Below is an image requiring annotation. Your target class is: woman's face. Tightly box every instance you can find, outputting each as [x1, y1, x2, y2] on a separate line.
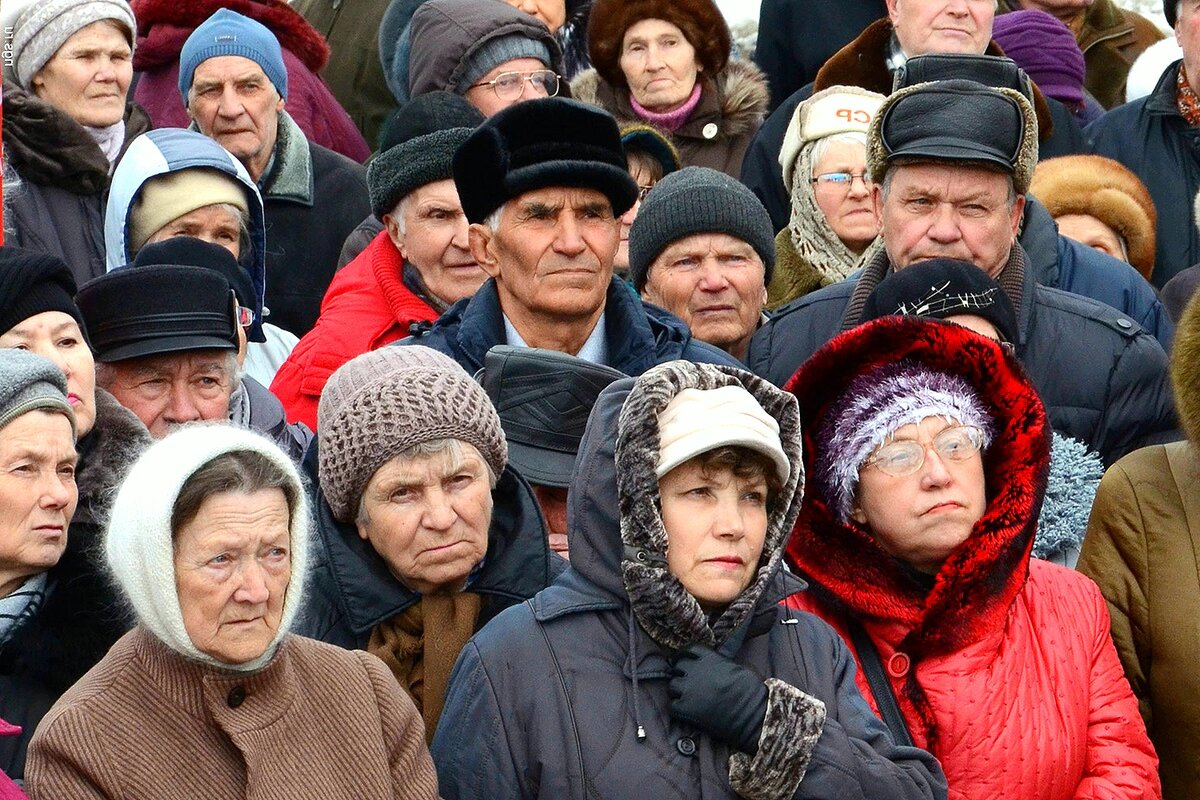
[31, 21, 132, 129]
[355, 443, 494, 595]
[0, 411, 78, 598]
[1053, 213, 1128, 265]
[147, 204, 244, 260]
[811, 139, 879, 254]
[502, 0, 566, 30]
[851, 416, 986, 574]
[659, 457, 768, 611]
[1, 312, 98, 438]
[619, 19, 700, 113]
[615, 163, 656, 273]
[173, 489, 291, 665]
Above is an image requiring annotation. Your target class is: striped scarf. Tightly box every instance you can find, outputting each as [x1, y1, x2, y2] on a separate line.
[0, 573, 48, 646]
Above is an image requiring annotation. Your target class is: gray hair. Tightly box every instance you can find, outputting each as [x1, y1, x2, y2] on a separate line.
[387, 195, 413, 238]
[809, 132, 869, 179]
[483, 207, 504, 233]
[355, 438, 498, 525]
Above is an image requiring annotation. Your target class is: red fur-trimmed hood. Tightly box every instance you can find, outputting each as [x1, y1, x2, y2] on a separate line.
[784, 317, 1050, 660]
[131, 0, 329, 72]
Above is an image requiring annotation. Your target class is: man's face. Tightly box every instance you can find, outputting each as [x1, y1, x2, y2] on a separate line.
[187, 56, 284, 181]
[641, 233, 766, 362]
[886, 0, 995, 56]
[386, 179, 485, 305]
[1179, 0, 1200, 88]
[470, 187, 619, 325]
[100, 349, 237, 438]
[876, 162, 1024, 278]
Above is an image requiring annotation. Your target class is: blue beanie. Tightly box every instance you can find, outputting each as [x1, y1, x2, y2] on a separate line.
[178, 9, 288, 102]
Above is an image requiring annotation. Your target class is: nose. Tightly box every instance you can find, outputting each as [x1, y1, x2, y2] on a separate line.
[40, 472, 76, 511]
[644, 45, 665, 71]
[451, 216, 471, 251]
[421, 488, 458, 532]
[712, 495, 747, 540]
[846, 175, 871, 199]
[217, 84, 245, 117]
[944, 0, 969, 14]
[696, 259, 731, 292]
[925, 203, 963, 244]
[919, 447, 954, 488]
[620, 199, 641, 227]
[552, 214, 587, 257]
[163, 382, 205, 425]
[234, 561, 271, 605]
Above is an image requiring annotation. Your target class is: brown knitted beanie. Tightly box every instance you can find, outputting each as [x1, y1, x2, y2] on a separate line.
[317, 346, 508, 522]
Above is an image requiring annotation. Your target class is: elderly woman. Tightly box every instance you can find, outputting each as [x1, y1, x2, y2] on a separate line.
[1078, 293, 1200, 800]
[784, 315, 1161, 799]
[298, 346, 562, 740]
[431, 359, 947, 798]
[0, 350, 81, 782]
[25, 425, 439, 798]
[769, 86, 885, 310]
[0, 250, 150, 782]
[572, 0, 768, 177]
[614, 123, 680, 278]
[1, 0, 151, 285]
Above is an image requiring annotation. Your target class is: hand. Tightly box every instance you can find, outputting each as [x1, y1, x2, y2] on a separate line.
[668, 643, 768, 754]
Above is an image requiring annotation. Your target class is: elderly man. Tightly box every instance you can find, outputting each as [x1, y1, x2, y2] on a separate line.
[75, 240, 311, 459]
[180, 9, 370, 336]
[748, 79, 1176, 468]
[1087, 1, 1200, 287]
[628, 167, 774, 363]
[271, 93, 486, 429]
[742, 0, 1084, 232]
[406, 98, 738, 374]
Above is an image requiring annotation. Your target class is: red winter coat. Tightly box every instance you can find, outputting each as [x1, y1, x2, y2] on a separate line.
[270, 231, 435, 429]
[131, 0, 370, 164]
[782, 317, 1160, 800]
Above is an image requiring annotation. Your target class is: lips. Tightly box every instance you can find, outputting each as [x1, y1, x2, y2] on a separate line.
[66, 392, 82, 406]
[922, 501, 964, 515]
[704, 555, 745, 567]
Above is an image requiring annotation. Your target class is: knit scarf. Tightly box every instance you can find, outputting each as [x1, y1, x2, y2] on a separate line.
[0, 573, 47, 646]
[368, 592, 481, 743]
[85, 120, 127, 173]
[1178, 64, 1200, 126]
[629, 84, 702, 133]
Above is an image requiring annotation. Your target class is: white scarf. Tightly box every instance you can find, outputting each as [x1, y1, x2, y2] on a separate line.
[85, 120, 126, 173]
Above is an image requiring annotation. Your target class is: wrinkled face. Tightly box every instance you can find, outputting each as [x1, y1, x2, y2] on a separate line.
[1, 312, 97, 438]
[886, 0, 994, 57]
[1054, 213, 1128, 265]
[619, 19, 701, 113]
[464, 57, 554, 117]
[502, 0, 567, 31]
[616, 164, 657, 273]
[174, 489, 291, 665]
[851, 416, 987, 574]
[146, 204, 244, 260]
[877, 162, 1024, 278]
[660, 458, 768, 611]
[531, 483, 569, 559]
[0, 412, 77, 597]
[1180, 0, 1200, 87]
[100, 349, 237, 438]
[187, 56, 285, 181]
[31, 21, 132, 128]
[1018, 0, 1093, 19]
[387, 179, 484, 305]
[811, 140, 879, 253]
[641, 233, 766, 361]
[471, 187, 618, 325]
[356, 444, 494, 595]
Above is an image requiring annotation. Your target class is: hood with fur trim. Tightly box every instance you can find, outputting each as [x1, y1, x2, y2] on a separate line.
[1172, 289, 1200, 446]
[568, 361, 804, 651]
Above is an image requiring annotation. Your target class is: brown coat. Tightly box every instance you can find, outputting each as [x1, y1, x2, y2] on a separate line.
[25, 628, 439, 800]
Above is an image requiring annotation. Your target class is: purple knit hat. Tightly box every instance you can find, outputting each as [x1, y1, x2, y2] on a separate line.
[815, 360, 994, 522]
[992, 9, 1086, 107]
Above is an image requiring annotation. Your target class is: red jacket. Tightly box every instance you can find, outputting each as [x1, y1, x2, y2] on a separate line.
[270, 231, 435, 429]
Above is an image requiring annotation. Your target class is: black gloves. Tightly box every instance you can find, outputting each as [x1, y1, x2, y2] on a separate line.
[668, 643, 769, 755]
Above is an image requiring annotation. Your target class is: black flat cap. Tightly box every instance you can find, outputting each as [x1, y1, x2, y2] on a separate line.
[453, 97, 638, 224]
[133, 237, 258, 333]
[76, 265, 239, 363]
[480, 345, 626, 487]
[862, 258, 1019, 344]
[893, 53, 1034, 103]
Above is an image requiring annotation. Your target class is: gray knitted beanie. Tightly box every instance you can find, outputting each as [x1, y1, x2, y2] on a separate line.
[5, 0, 135, 89]
[458, 33, 552, 94]
[317, 346, 508, 522]
[628, 166, 776, 293]
[0, 349, 75, 434]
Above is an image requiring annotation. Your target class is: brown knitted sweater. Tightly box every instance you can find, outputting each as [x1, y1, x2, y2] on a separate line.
[25, 627, 439, 799]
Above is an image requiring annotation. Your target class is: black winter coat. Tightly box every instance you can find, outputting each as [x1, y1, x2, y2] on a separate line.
[1087, 61, 1200, 287]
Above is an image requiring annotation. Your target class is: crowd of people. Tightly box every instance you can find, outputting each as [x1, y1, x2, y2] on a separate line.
[0, 0, 1196, 797]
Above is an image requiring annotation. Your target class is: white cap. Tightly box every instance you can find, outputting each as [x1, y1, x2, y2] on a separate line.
[779, 86, 885, 193]
[655, 386, 790, 484]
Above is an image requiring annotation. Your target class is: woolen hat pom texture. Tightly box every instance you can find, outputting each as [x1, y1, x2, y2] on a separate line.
[105, 425, 310, 673]
[0, 348, 75, 435]
[4, 0, 135, 88]
[587, 0, 730, 88]
[317, 346, 508, 522]
[179, 9, 288, 101]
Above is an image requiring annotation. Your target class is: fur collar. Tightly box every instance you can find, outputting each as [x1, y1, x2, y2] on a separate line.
[74, 389, 152, 533]
[260, 111, 314, 204]
[1173, 286, 1200, 445]
[570, 58, 769, 141]
[131, 0, 329, 72]
[814, 18, 1056, 143]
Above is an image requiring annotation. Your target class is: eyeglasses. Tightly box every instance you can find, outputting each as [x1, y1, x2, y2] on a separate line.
[235, 304, 255, 329]
[863, 425, 984, 477]
[812, 171, 872, 189]
[469, 69, 561, 101]
[636, 184, 654, 203]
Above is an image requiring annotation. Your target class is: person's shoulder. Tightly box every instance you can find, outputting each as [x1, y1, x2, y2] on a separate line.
[1025, 557, 1109, 619]
[33, 631, 142, 732]
[1033, 283, 1155, 341]
[309, 142, 367, 181]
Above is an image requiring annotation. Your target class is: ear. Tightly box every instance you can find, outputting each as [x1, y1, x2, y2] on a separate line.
[469, 223, 502, 279]
[275, 93, 286, 113]
[383, 212, 406, 257]
[354, 518, 370, 542]
[1009, 193, 1026, 240]
[850, 504, 868, 525]
[885, 0, 902, 22]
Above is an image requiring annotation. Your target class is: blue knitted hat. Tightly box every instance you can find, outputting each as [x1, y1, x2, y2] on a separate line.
[178, 9, 288, 102]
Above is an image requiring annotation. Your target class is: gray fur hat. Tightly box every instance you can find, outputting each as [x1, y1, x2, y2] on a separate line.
[0, 348, 75, 435]
[628, 167, 776, 293]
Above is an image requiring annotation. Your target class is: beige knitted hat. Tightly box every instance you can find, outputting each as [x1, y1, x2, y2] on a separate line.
[317, 346, 508, 522]
[128, 169, 251, 255]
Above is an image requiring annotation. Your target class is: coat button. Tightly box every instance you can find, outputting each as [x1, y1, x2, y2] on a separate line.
[227, 686, 247, 708]
[702, 123, 719, 139]
[677, 737, 697, 756]
[887, 652, 910, 678]
[1116, 318, 1133, 330]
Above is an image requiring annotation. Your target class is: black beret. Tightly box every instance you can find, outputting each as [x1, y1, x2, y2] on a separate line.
[452, 97, 638, 224]
[0, 246, 83, 336]
[1166, 0, 1178, 28]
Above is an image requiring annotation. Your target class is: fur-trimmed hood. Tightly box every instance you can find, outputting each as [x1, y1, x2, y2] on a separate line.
[131, 0, 329, 73]
[1172, 287, 1200, 446]
[569, 361, 804, 651]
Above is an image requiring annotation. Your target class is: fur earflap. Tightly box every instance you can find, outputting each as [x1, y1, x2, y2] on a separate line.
[587, 0, 730, 89]
[1172, 290, 1200, 446]
[1030, 155, 1157, 281]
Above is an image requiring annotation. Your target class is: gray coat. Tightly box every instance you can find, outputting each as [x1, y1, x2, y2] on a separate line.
[430, 363, 947, 800]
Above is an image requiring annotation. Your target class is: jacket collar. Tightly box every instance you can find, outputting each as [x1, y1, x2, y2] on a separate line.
[1146, 60, 1185, 116]
[260, 111, 314, 204]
